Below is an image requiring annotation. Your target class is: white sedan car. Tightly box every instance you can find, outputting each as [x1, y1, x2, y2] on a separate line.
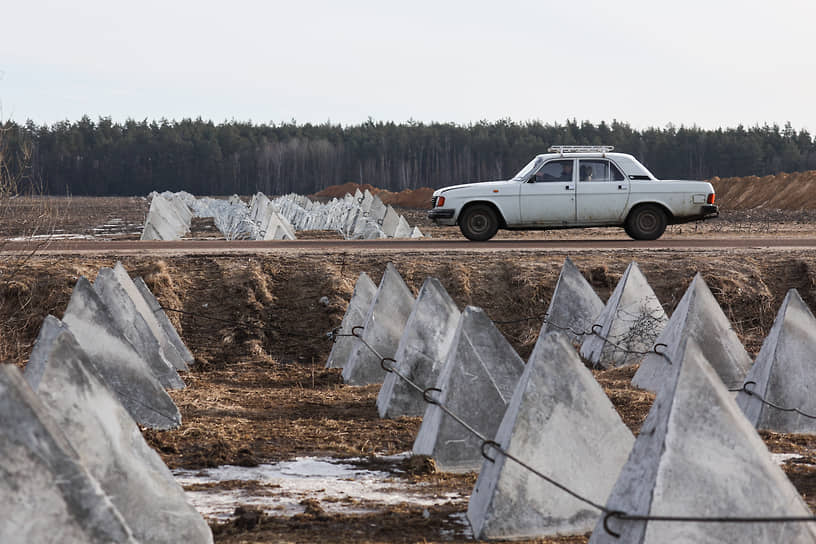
[428, 146, 718, 241]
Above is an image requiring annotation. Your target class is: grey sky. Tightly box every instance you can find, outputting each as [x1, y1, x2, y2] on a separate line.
[2, 0, 814, 132]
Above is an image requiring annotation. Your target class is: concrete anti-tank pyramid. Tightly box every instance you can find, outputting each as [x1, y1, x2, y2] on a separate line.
[342, 263, 415, 384]
[413, 306, 525, 472]
[541, 257, 604, 345]
[115, 262, 189, 371]
[381, 205, 400, 237]
[377, 277, 461, 418]
[94, 265, 186, 389]
[368, 194, 387, 222]
[134, 276, 195, 367]
[633, 273, 752, 392]
[468, 332, 634, 539]
[360, 189, 374, 213]
[393, 215, 413, 238]
[0, 364, 137, 543]
[25, 317, 213, 544]
[326, 272, 378, 369]
[62, 276, 182, 429]
[589, 336, 816, 543]
[141, 193, 190, 241]
[580, 261, 667, 368]
[738, 289, 816, 433]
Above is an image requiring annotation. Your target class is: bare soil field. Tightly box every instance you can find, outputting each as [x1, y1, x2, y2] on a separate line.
[3, 246, 816, 543]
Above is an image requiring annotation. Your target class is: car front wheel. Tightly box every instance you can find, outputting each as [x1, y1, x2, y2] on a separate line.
[625, 204, 667, 240]
[459, 204, 499, 241]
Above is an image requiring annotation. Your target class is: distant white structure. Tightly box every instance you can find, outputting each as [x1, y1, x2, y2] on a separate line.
[141, 189, 424, 241]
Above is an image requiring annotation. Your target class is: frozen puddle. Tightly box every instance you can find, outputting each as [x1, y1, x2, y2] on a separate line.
[173, 455, 466, 521]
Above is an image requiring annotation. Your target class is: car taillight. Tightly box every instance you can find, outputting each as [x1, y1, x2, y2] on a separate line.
[707, 193, 716, 205]
[436, 196, 446, 207]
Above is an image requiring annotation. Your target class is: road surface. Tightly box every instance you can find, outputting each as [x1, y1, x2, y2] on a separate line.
[3, 237, 816, 255]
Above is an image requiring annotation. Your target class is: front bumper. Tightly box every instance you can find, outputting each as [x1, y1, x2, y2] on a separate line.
[428, 208, 456, 225]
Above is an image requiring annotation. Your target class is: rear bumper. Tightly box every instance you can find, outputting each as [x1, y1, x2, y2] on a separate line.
[428, 208, 456, 225]
[672, 204, 719, 225]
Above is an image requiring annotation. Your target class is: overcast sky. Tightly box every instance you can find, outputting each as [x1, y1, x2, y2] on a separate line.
[2, 0, 814, 132]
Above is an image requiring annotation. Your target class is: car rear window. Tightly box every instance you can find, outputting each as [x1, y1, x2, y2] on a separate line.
[578, 160, 625, 181]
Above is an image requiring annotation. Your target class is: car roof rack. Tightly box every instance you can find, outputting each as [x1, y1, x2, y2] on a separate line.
[548, 145, 614, 155]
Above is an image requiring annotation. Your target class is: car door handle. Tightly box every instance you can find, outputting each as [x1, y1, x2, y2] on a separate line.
[618, 185, 626, 190]
[565, 185, 574, 190]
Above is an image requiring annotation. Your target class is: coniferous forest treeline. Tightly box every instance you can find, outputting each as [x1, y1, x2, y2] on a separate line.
[3, 117, 815, 196]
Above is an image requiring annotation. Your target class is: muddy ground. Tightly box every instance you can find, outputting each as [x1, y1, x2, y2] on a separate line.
[2, 245, 816, 543]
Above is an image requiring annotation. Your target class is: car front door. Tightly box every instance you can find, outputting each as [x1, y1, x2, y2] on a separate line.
[518, 159, 577, 225]
[575, 159, 630, 224]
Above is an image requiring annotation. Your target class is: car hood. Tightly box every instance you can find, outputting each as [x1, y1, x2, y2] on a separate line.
[435, 180, 515, 195]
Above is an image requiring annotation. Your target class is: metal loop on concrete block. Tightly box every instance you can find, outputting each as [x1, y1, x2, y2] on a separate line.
[742, 380, 757, 396]
[653, 343, 668, 356]
[328, 328, 340, 343]
[351, 326, 365, 338]
[480, 440, 500, 463]
[422, 387, 442, 405]
[602, 510, 625, 538]
[380, 357, 396, 373]
[591, 323, 603, 335]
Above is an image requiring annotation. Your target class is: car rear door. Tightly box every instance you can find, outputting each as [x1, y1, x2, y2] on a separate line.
[575, 159, 630, 224]
[518, 159, 577, 225]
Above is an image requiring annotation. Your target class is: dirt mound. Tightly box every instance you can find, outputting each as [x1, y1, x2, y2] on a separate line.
[311, 183, 434, 209]
[711, 170, 816, 210]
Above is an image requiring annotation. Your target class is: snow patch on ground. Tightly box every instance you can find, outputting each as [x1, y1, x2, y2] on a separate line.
[9, 233, 97, 241]
[772, 452, 807, 465]
[173, 455, 465, 521]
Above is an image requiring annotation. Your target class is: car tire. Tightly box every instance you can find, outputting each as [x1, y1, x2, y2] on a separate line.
[459, 204, 499, 241]
[625, 204, 667, 240]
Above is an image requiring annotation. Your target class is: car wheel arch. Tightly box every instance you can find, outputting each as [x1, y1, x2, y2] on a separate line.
[625, 201, 674, 224]
[458, 201, 507, 228]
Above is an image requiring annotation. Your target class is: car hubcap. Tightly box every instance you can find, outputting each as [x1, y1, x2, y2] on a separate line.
[470, 215, 488, 233]
[638, 212, 657, 232]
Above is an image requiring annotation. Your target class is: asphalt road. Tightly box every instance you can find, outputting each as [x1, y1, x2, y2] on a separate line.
[3, 237, 816, 255]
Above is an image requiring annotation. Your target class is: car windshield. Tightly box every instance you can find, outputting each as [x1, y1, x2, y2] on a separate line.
[512, 156, 544, 181]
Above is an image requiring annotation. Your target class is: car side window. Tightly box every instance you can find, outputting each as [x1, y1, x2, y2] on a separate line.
[531, 160, 573, 182]
[578, 160, 625, 181]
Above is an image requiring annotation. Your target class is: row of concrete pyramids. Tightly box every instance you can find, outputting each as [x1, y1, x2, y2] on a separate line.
[543, 257, 816, 434]
[331, 259, 816, 434]
[142, 191, 297, 241]
[327, 262, 816, 540]
[273, 188, 424, 239]
[1, 263, 212, 542]
[142, 188, 424, 241]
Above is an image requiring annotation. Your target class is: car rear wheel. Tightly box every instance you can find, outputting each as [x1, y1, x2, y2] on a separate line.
[625, 204, 667, 240]
[459, 204, 499, 241]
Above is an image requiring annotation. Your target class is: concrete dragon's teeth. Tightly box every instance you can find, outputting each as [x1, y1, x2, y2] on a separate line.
[737, 288, 816, 433]
[377, 277, 461, 418]
[412, 306, 525, 473]
[468, 331, 634, 539]
[342, 263, 415, 385]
